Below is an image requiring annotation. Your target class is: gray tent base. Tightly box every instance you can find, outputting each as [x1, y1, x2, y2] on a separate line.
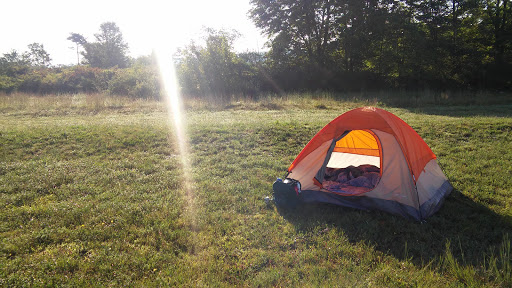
[299, 180, 452, 221]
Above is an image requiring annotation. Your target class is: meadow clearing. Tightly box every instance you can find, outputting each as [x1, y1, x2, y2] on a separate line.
[1, 94, 511, 287]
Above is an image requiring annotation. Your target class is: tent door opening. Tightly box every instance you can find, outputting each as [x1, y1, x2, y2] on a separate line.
[317, 129, 383, 195]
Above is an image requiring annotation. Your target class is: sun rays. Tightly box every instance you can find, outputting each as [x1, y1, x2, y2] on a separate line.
[155, 48, 198, 250]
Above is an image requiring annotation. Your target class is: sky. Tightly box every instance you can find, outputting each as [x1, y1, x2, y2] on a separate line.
[1, 0, 268, 65]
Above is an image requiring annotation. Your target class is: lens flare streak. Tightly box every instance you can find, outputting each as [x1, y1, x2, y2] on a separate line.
[155, 49, 197, 246]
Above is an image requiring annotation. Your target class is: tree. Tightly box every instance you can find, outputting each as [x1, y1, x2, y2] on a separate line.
[24, 43, 52, 67]
[0, 50, 27, 65]
[67, 33, 87, 65]
[176, 28, 250, 98]
[82, 22, 130, 68]
[0, 50, 30, 79]
[484, 0, 512, 67]
[250, 0, 338, 66]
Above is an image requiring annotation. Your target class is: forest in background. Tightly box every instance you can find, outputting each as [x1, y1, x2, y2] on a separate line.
[1, 0, 511, 100]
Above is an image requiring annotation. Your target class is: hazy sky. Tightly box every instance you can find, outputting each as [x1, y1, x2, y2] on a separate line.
[1, 0, 267, 65]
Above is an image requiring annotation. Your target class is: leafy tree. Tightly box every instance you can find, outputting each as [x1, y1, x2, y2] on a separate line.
[24, 43, 52, 67]
[237, 51, 270, 95]
[0, 50, 28, 66]
[250, 0, 338, 66]
[0, 50, 31, 77]
[67, 33, 87, 65]
[0, 45, 50, 93]
[82, 22, 130, 68]
[484, 0, 512, 67]
[176, 28, 244, 98]
[0, 50, 28, 92]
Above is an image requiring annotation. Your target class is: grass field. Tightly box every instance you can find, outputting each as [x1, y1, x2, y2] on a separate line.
[1, 94, 511, 287]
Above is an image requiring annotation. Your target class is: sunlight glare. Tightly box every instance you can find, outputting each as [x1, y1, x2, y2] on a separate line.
[155, 47, 198, 245]
[156, 49, 185, 149]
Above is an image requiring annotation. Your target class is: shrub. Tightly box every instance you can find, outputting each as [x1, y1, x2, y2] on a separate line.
[0, 75, 20, 93]
[56, 66, 103, 93]
[107, 66, 160, 99]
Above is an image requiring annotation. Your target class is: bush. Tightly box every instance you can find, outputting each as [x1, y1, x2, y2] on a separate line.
[57, 66, 104, 93]
[0, 75, 20, 93]
[107, 66, 160, 99]
[18, 69, 58, 94]
[0, 64, 161, 98]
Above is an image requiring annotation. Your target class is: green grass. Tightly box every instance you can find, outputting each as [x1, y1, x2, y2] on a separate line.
[1, 94, 511, 287]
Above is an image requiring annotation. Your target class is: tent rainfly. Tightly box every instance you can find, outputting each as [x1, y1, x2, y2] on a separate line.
[273, 107, 453, 220]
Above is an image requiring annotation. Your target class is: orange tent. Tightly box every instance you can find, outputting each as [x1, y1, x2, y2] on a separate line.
[274, 107, 452, 220]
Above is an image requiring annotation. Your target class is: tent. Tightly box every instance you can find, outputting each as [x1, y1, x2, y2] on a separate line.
[273, 107, 452, 220]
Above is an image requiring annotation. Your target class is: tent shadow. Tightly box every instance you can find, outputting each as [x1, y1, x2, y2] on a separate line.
[276, 189, 511, 267]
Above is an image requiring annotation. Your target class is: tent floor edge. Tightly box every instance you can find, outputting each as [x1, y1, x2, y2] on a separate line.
[419, 181, 454, 220]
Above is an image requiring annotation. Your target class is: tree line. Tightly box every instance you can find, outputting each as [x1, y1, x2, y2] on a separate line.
[1, 1, 511, 99]
[0, 22, 158, 98]
[247, 0, 511, 92]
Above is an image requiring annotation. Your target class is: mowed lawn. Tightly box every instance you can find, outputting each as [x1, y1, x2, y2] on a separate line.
[1, 95, 511, 287]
